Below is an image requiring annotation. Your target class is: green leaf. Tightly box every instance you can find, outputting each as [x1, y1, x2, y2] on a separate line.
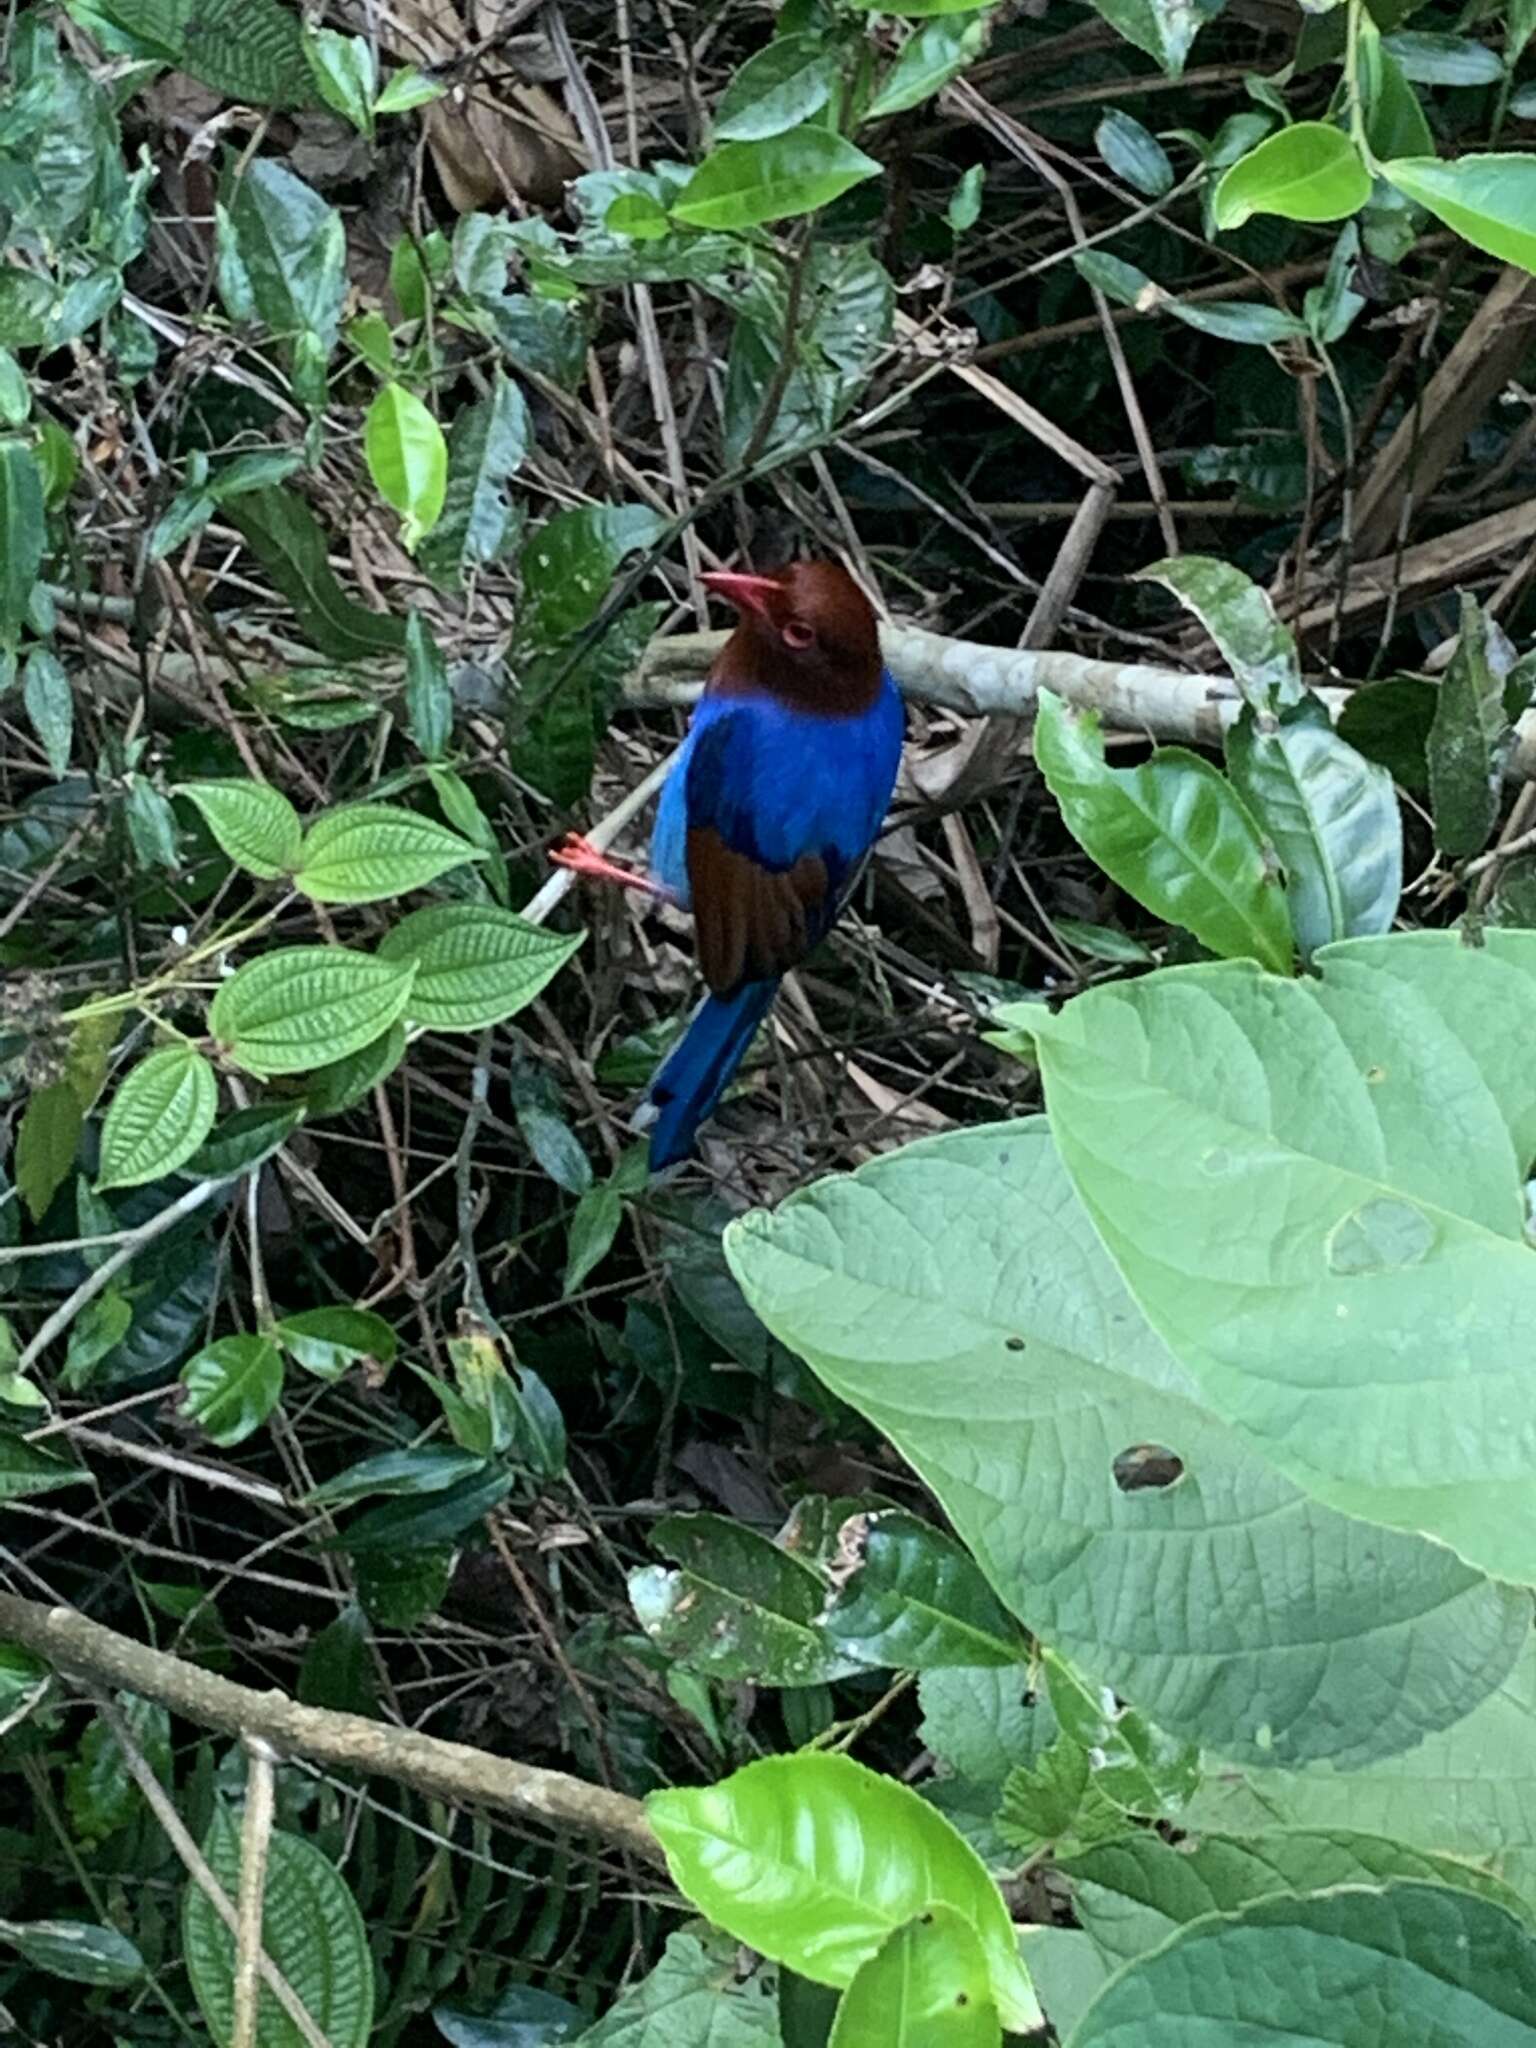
[96, 1044, 218, 1191]
[211, 946, 418, 1077]
[866, 13, 989, 118]
[1082, 0, 1223, 78]
[1225, 705, 1402, 958]
[326, 1465, 512, 1553]
[306, 1444, 488, 1508]
[843, 0, 991, 9]
[1428, 594, 1510, 857]
[715, 33, 838, 141]
[564, 1181, 624, 1296]
[1095, 109, 1174, 196]
[21, 648, 72, 778]
[1053, 917, 1155, 964]
[402, 614, 453, 761]
[418, 370, 530, 590]
[180, 1335, 284, 1446]
[1063, 1826, 1536, 1970]
[275, 1306, 396, 1381]
[302, 1022, 407, 1115]
[66, 1693, 169, 1843]
[379, 903, 582, 1029]
[1215, 123, 1372, 229]
[375, 63, 444, 114]
[1305, 221, 1366, 345]
[821, 1511, 1023, 1670]
[519, 503, 666, 649]
[0, 1919, 144, 1989]
[948, 163, 985, 232]
[295, 802, 482, 904]
[179, 1106, 299, 1186]
[225, 489, 406, 659]
[1138, 555, 1302, 713]
[364, 383, 447, 550]
[16, 1082, 84, 1223]
[1025, 931, 1536, 1584]
[1382, 153, 1536, 273]
[605, 190, 672, 239]
[223, 158, 345, 348]
[176, 778, 303, 879]
[570, 1930, 780, 2047]
[0, 439, 45, 644]
[1034, 691, 1294, 971]
[1066, 1883, 1536, 2048]
[672, 127, 881, 231]
[726, 1121, 1527, 1766]
[1166, 299, 1307, 343]
[125, 775, 182, 870]
[184, 1805, 373, 2048]
[0, 349, 29, 426]
[630, 1513, 867, 1685]
[1335, 673, 1436, 791]
[829, 1906, 1000, 2046]
[297, 1602, 378, 1717]
[304, 26, 374, 131]
[1382, 31, 1503, 84]
[0, 1431, 89, 1498]
[1365, 49, 1434, 161]
[647, 1753, 1042, 2033]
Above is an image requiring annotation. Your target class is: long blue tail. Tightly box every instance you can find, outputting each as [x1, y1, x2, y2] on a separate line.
[646, 979, 779, 1171]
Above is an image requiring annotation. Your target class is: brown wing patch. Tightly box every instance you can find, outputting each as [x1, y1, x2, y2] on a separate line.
[687, 827, 830, 995]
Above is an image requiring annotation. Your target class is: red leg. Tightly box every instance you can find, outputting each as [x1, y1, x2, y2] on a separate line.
[550, 834, 678, 905]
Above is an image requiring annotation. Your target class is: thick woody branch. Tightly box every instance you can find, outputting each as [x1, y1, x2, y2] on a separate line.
[0, 1593, 661, 1866]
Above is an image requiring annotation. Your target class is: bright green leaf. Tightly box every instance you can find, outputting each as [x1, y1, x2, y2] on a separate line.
[829, 1906, 1000, 2046]
[1214, 123, 1372, 229]
[672, 127, 881, 231]
[364, 383, 447, 549]
[1382, 154, 1536, 273]
[379, 902, 581, 1030]
[179, 1335, 284, 1447]
[211, 946, 418, 1077]
[275, 1306, 397, 1381]
[177, 779, 304, 880]
[866, 12, 989, 119]
[97, 1044, 218, 1191]
[715, 33, 838, 141]
[295, 802, 482, 904]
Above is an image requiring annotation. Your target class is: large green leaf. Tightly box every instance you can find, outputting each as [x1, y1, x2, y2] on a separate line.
[379, 904, 582, 1030]
[1383, 154, 1536, 273]
[211, 946, 418, 1076]
[1034, 691, 1294, 971]
[672, 128, 881, 231]
[829, 1906, 1000, 2047]
[96, 1044, 218, 1191]
[1225, 704, 1402, 958]
[177, 780, 303, 880]
[647, 1753, 1042, 2033]
[1065, 1883, 1536, 2048]
[418, 370, 530, 590]
[294, 804, 482, 903]
[725, 1120, 1526, 1764]
[1214, 124, 1372, 229]
[183, 1805, 374, 2048]
[714, 33, 839, 141]
[1020, 931, 1536, 1584]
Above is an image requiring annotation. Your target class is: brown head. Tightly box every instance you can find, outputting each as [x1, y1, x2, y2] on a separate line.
[704, 559, 883, 715]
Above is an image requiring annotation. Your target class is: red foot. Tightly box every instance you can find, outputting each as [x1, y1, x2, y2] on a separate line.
[550, 834, 676, 904]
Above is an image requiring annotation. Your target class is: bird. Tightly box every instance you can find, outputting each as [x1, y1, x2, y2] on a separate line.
[551, 559, 905, 1170]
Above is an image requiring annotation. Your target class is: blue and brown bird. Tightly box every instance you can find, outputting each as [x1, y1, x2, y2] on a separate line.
[552, 559, 905, 1169]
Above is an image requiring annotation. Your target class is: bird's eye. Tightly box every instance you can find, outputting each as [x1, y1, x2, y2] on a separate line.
[783, 618, 815, 651]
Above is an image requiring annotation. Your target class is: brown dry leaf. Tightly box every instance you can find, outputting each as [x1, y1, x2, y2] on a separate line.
[383, 0, 584, 210]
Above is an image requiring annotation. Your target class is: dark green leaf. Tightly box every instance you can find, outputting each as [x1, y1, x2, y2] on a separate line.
[1138, 555, 1301, 712]
[1096, 109, 1174, 195]
[822, 1511, 1023, 1669]
[0, 438, 45, 644]
[179, 1335, 284, 1446]
[1335, 674, 1436, 790]
[1382, 31, 1503, 84]
[307, 1445, 490, 1508]
[223, 159, 345, 348]
[714, 34, 838, 142]
[327, 1467, 513, 1553]
[1428, 594, 1510, 857]
[275, 1306, 397, 1380]
[419, 370, 531, 591]
[186, 1102, 305, 1180]
[225, 490, 406, 659]
[0, 1919, 143, 1989]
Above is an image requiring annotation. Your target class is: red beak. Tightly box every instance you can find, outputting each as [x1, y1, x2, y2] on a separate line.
[700, 570, 782, 622]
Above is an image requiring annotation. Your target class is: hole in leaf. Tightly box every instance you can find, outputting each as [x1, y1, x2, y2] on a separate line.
[1112, 1444, 1185, 1492]
[1005, 1335, 1025, 1352]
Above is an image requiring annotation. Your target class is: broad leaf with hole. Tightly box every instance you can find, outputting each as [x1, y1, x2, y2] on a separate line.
[1064, 1882, 1536, 2048]
[647, 1753, 1042, 2032]
[295, 804, 482, 903]
[179, 1335, 284, 1447]
[379, 904, 582, 1030]
[97, 1044, 218, 1191]
[184, 1804, 373, 2048]
[725, 1120, 1526, 1764]
[829, 1905, 1000, 2047]
[1225, 703, 1401, 957]
[1034, 691, 1293, 971]
[1215, 124, 1371, 228]
[177, 780, 303, 879]
[211, 946, 417, 1076]
[672, 128, 881, 231]
[1383, 154, 1536, 273]
[821, 1511, 1024, 1670]
[1138, 556, 1301, 713]
[1022, 931, 1536, 1583]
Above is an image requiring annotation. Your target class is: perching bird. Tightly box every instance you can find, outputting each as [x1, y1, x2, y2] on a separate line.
[551, 560, 904, 1169]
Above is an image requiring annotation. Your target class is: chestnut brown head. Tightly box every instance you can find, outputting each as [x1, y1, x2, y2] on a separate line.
[704, 560, 883, 713]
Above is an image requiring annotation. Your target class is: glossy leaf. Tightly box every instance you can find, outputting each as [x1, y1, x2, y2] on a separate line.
[1023, 932, 1536, 1584]
[672, 128, 881, 231]
[184, 1804, 374, 2048]
[1096, 110, 1173, 196]
[829, 1906, 1000, 2047]
[326, 1466, 512, 1553]
[223, 159, 345, 348]
[1214, 124, 1371, 229]
[647, 1753, 1042, 2033]
[179, 1335, 284, 1447]
[0, 1918, 142, 1988]
[821, 1511, 1023, 1669]
[1065, 1883, 1536, 2048]
[0, 438, 45, 644]
[727, 1121, 1526, 1765]
[306, 1444, 488, 1508]
[365, 383, 447, 549]
[1428, 594, 1510, 857]
[97, 1044, 218, 1191]
[1034, 691, 1294, 971]
[211, 946, 418, 1077]
[295, 803, 482, 903]
[866, 13, 990, 118]
[177, 779, 303, 880]
[0, 1433, 89, 1498]
[1138, 555, 1301, 712]
[186, 1103, 305, 1181]
[1382, 154, 1536, 273]
[275, 1306, 396, 1380]
[714, 34, 838, 141]
[1225, 705, 1402, 958]
[1382, 31, 1503, 84]
[380, 904, 582, 1030]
